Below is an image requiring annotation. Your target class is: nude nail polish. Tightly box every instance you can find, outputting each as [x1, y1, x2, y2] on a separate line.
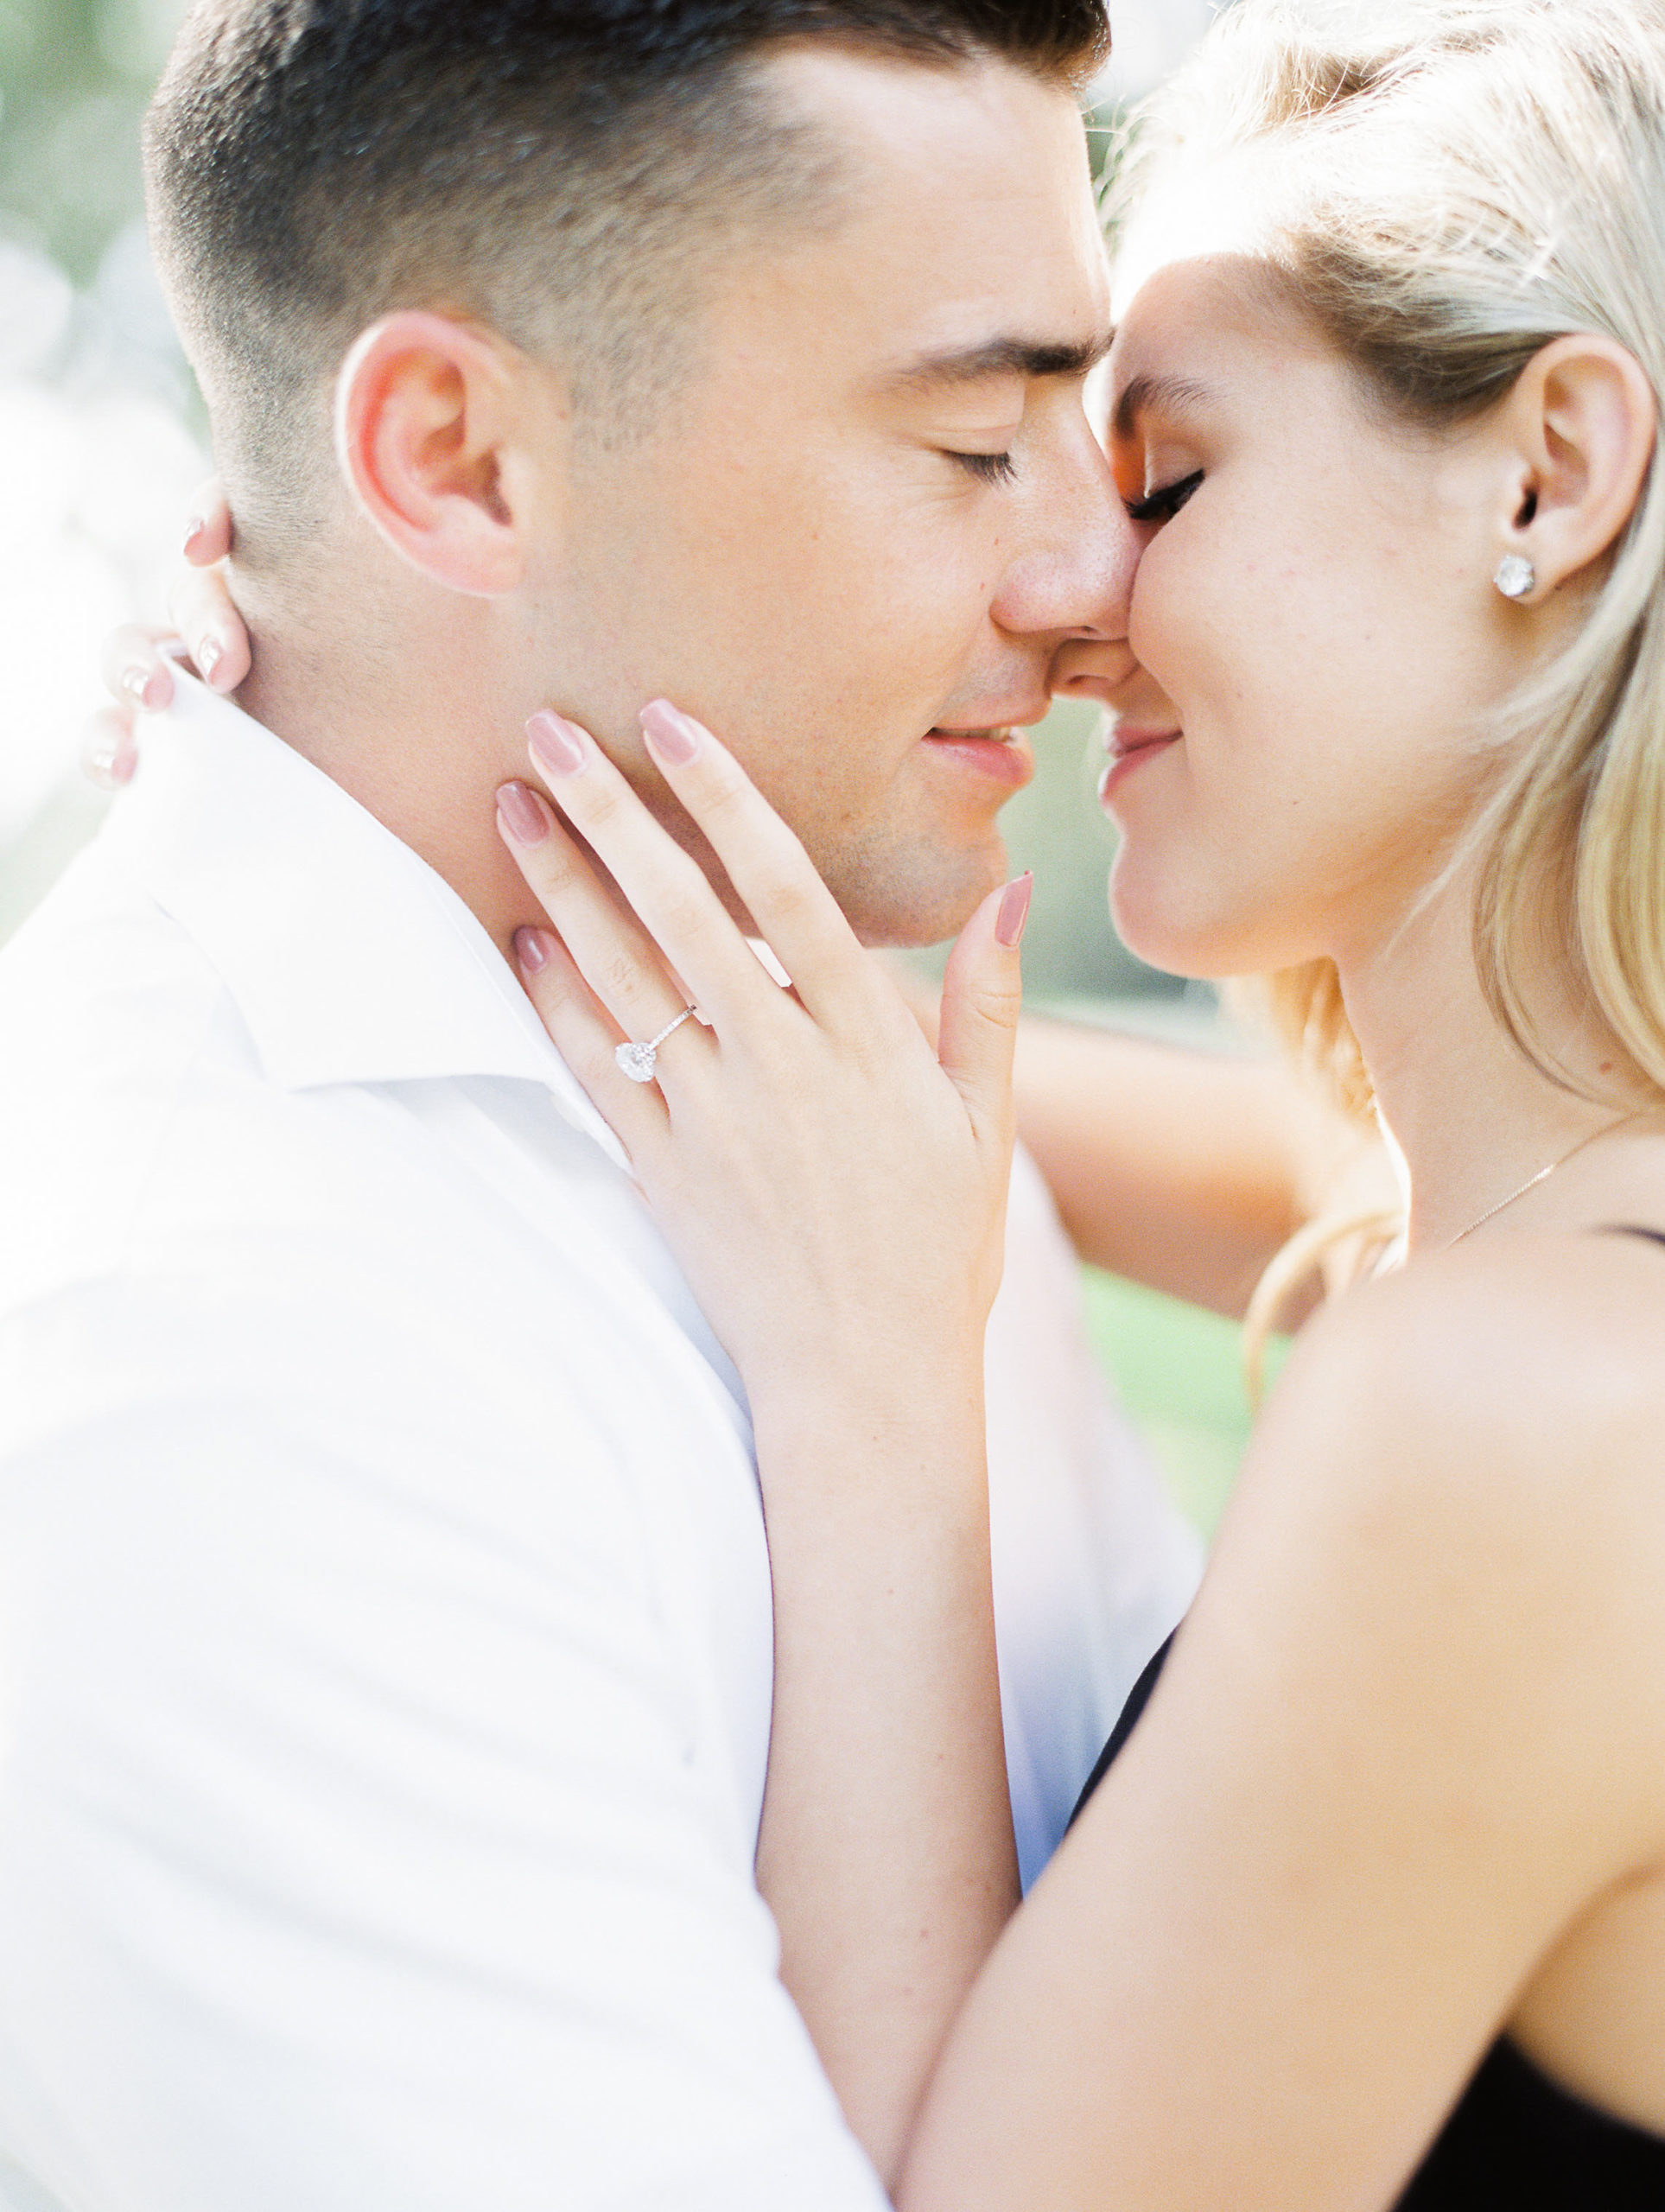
[497, 781, 550, 846]
[995, 872, 1033, 949]
[514, 926, 551, 976]
[197, 636, 223, 683]
[526, 711, 588, 778]
[639, 699, 703, 766]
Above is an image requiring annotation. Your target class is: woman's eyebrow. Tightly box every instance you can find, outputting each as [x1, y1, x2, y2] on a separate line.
[1112, 372, 1215, 439]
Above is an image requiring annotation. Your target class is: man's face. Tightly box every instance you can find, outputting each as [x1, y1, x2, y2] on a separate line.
[537, 49, 1130, 948]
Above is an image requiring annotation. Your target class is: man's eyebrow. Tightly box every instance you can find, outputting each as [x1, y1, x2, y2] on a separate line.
[883, 331, 1115, 392]
[1112, 372, 1215, 441]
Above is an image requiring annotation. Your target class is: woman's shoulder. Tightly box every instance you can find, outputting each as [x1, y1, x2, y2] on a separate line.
[1238, 1226, 1665, 1710]
[1213, 1228, 1665, 1857]
[1276, 1225, 1665, 1482]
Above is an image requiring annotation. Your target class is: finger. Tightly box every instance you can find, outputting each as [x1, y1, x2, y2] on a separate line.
[100, 623, 178, 714]
[524, 709, 836, 1033]
[167, 563, 250, 693]
[937, 873, 1029, 1147]
[496, 779, 712, 1073]
[181, 479, 232, 565]
[637, 699, 871, 1021]
[512, 926, 672, 1169]
[82, 704, 140, 791]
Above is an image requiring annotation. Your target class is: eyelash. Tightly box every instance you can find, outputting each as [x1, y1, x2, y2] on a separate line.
[949, 450, 1018, 486]
[1125, 469, 1204, 525]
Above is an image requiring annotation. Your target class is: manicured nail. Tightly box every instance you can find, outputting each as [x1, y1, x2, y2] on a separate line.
[639, 698, 704, 767]
[182, 517, 206, 556]
[121, 664, 170, 710]
[526, 710, 588, 779]
[496, 780, 550, 847]
[995, 872, 1033, 950]
[514, 925, 552, 976]
[197, 635, 223, 682]
[86, 737, 118, 779]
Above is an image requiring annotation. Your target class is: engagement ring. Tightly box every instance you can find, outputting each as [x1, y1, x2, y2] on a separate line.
[616, 1007, 697, 1084]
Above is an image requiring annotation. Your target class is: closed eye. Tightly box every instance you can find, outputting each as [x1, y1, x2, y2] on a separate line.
[1125, 469, 1204, 524]
[947, 450, 1018, 486]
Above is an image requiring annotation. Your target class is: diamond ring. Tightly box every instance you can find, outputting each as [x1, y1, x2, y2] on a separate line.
[616, 1007, 698, 1084]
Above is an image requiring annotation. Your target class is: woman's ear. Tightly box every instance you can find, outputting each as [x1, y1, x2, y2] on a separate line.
[1493, 334, 1656, 600]
[334, 311, 565, 597]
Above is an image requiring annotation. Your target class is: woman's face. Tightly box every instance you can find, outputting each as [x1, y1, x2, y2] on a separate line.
[1056, 252, 1528, 981]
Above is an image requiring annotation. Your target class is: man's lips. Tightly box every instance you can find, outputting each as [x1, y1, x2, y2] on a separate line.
[922, 725, 1036, 791]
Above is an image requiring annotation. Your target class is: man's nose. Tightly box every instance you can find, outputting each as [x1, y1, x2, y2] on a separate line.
[988, 434, 1138, 652]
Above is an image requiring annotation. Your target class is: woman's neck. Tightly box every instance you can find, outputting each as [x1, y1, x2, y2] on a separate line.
[1335, 868, 1649, 1255]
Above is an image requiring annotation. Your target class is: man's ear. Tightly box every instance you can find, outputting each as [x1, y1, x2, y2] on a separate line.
[1491, 334, 1656, 601]
[334, 311, 564, 597]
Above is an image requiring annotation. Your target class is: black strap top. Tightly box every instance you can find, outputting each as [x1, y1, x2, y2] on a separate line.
[1071, 1228, 1665, 2209]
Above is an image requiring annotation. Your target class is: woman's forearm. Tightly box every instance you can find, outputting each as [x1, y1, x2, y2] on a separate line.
[750, 1376, 1020, 2188]
[1014, 1019, 1312, 1318]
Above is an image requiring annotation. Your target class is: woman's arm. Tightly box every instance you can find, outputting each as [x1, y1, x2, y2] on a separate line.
[497, 704, 1023, 2181]
[1013, 1016, 1312, 1316]
[900, 1243, 1665, 2210]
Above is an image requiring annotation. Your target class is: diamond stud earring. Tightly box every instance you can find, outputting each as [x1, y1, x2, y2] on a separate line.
[1494, 552, 1536, 601]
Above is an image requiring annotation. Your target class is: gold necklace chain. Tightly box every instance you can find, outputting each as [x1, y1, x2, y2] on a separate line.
[1447, 1111, 1651, 1249]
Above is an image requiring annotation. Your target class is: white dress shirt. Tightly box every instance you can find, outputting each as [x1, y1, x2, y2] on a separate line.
[0, 675, 1198, 2212]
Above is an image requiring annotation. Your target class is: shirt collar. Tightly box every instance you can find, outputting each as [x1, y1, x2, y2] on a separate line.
[109, 668, 631, 1169]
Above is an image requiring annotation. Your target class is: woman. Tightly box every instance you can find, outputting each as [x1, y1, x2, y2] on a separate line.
[97, 1, 1665, 2202]
[488, 4, 1665, 2206]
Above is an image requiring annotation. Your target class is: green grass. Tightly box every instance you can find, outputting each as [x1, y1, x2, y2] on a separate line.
[1080, 1268, 1287, 1542]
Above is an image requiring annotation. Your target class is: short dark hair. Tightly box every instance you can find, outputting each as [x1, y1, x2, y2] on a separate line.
[145, 0, 1109, 564]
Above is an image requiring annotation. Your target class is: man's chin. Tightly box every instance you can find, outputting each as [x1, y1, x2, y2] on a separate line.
[836, 846, 1010, 952]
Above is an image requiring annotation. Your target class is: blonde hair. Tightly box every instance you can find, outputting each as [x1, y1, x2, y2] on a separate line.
[1114, 0, 1665, 1350]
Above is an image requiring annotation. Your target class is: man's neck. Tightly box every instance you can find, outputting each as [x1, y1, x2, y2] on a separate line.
[234, 601, 550, 959]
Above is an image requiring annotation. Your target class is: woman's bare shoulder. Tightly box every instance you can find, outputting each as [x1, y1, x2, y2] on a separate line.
[1270, 1227, 1665, 1488]
[1197, 1230, 1665, 1860]
[1230, 1229, 1665, 1732]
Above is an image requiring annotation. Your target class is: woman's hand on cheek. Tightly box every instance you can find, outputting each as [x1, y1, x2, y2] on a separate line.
[495, 699, 1031, 1425]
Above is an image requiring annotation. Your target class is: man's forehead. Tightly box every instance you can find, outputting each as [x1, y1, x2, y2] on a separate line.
[709, 44, 1112, 405]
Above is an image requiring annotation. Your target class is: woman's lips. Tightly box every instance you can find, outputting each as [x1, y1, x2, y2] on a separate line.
[1099, 724, 1181, 804]
[923, 727, 1035, 791]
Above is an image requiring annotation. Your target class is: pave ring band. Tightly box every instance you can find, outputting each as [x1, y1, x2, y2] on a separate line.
[616, 1007, 698, 1084]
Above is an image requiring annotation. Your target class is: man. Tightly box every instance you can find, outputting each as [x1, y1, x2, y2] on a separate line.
[0, 4, 1219, 2206]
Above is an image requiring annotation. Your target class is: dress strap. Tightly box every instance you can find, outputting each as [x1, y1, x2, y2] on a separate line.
[1067, 1630, 1177, 1829]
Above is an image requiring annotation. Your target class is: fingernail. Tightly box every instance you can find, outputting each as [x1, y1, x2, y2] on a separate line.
[514, 925, 552, 976]
[639, 698, 704, 767]
[197, 635, 223, 682]
[86, 739, 118, 779]
[526, 710, 588, 779]
[182, 517, 206, 556]
[496, 780, 550, 847]
[120, 664, 149, 707]
[995, 872, 1033, 950]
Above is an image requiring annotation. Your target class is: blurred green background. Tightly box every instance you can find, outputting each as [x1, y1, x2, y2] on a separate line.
[0, 0, 180, 282]
[0, 0, 1258, 1537]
